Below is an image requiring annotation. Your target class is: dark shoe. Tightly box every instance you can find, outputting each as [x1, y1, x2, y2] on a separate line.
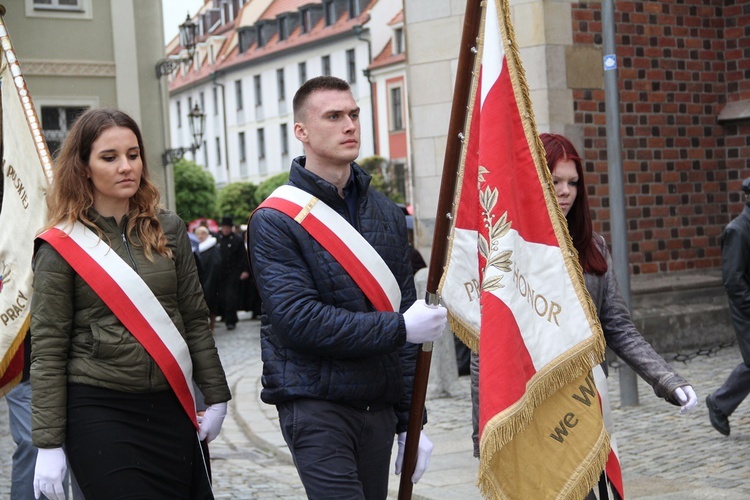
[706, 394, 730, 436]
[227, 324, 236, 330]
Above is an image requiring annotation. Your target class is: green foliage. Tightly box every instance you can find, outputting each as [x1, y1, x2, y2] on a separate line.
[216, 182, 259, 225]
[359, 155, 406, 204]
[173, 158, 216, 222]
[255, 172, 290, 205]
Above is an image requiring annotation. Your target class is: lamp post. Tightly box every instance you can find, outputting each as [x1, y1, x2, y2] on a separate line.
[161, 103, 205, 165]
[155, 13, 198, 78]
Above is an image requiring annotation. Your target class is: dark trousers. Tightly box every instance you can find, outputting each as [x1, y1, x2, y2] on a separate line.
[277, 399, 397, 500]
[713, 360, 750, 416]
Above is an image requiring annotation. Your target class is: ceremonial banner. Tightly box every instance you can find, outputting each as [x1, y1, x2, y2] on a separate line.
[0, 13, 54, 395]
[438, 0, 618, 497]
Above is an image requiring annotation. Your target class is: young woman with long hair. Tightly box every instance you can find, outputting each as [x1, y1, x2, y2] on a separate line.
[30, 108, 230, 499]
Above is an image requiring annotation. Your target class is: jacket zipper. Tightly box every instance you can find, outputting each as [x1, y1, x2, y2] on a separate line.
[121, 226, 152, 388]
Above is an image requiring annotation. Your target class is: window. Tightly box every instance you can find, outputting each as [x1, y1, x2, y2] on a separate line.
[235, 80, 243, 110]
[257, 24, 266, 47]
[199, 92, 205, 115]
[203, 140, 208, 167]
[280, 123, 289, 155]
[278, 16, 289, 41]
[33, 0, 81, 10]
[277, 68, 286, 101]
[346, 49, 356, 84]
[323, 1, 336, 26]
[212, 87, 219, 116]
[300, 9, 311, 34]
[41, 105, 87, 156]
[348, 0, 360, 18]
[394, 28, 405, 55]
[238, 132, 246, 163]
[298, 62, 307, 85]
[390, 87, 403, 131]
[257, 128, 266, 159]
[322, 55, 331, 77]
[254, 75, 262, 107]
[215, 137, 222, 165]
[188, 97, 193, 115]
[176, 101, 182, 128]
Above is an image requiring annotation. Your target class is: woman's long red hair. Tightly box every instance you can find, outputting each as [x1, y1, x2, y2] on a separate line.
[540, 133, 607, 275]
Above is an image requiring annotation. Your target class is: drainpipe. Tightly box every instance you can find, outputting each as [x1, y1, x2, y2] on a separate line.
[353, 25, 377, 156]
[212, 71, 230, 183]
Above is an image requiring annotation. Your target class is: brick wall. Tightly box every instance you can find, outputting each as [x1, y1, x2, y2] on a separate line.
[571, 1, 750, 274]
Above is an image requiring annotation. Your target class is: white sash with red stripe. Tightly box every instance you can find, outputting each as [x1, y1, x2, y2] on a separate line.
[38, 222, 198, 428]
[258, 185, 401, 313]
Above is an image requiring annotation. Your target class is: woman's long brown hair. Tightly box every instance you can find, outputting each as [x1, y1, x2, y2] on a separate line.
[540, 133, 606, 275]
[46, 108, 171, 260]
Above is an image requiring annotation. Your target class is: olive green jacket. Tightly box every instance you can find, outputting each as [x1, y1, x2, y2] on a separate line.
[30, 209, 231, 448]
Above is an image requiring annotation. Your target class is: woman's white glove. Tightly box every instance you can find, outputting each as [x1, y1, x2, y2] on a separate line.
[395, 431, 433, 484]
[198, 402, 228, 442]
[403, 300, 447, 344]
[673, 385, 698, 415]
[33, 447, 67, 500]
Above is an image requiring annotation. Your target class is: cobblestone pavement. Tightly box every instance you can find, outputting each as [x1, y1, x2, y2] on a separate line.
[1, 314, 748, 498]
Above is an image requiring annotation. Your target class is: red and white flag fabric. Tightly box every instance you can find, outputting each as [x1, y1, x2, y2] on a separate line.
[0, 14, 54, 395]
[438, 0, 619, 497]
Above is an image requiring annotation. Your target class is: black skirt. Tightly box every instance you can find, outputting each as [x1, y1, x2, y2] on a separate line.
[66, 384, 213, 499]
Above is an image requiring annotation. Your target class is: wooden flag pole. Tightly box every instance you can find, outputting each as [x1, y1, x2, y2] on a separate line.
[397, 1, 483, 498]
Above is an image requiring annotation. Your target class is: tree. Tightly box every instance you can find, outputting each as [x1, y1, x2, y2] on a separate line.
[173, 158, 216, 222]
[216, 182, 259, 224]
[255, 171, 290, 205]
[358, 155, 405, 204]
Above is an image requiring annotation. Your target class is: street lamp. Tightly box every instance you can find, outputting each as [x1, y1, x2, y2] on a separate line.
[155, 13, 199, 78]
[162, 104, 205, 165]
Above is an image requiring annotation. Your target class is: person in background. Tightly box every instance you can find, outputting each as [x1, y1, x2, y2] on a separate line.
[247, 76, 447, 499]
[706, 176, 750, 436]
[195, 225, 222, 334]
[470, 133, 698, 496]
[216, 217, 250, 330]
[30, 108, 231, 499]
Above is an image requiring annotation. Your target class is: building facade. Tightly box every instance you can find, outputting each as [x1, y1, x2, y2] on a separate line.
[404, 0, 750, 276]
[3, 0, 173, 206]
[167, 0, 402, 188]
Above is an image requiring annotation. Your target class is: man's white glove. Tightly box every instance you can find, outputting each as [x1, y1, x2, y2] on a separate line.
[403, 300, 447, 344]
[673, 385, 698, 415]
[33, 447, 67, 500]
[395, 431, 433, 484]
[197, 402, 227, 442]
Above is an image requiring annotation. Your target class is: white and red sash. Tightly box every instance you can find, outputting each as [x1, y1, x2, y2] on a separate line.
[257, 185, 401, 313]
[38, 222, 198, 428]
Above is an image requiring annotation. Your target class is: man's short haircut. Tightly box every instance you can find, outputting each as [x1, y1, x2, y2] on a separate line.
[293, 76, 352, 121]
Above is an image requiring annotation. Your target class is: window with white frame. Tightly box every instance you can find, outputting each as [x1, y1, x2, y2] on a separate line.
[280, 123, 289, 155]
[254, 75, 262, 107]
[176, 101, 182, 128]
[324, 1, 336, 26]
[394, 28, 405, 55]
[238, 132, 246, 163]
[41, 105, 88, 157]
[277, 68, 286, 101]
[346, 49, 356, 84]
[348, 0, 360, 18]
[257, 128, 265, 159]
[212, 87, 219, 116]
[235, 80, 243, 111]
[32, 0, 81, 10]
[390, 86, 404, 131]
[322, 55, 331, 77]
[300, 9, 311, 33]
[298, 61, 307, 85]
[215, 137, 222, 165]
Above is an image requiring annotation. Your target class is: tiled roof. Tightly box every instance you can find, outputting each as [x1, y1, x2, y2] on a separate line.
[168, 0, 376, 93]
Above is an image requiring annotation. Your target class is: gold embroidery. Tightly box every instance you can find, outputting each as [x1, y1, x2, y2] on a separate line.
[295, 197, 319, 223]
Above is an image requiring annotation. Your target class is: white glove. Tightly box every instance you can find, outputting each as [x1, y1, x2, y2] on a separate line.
[33, 447, 67, 500]
[395, 431, 433, 484]
[197, 402, 228, 442]
[673, 385, 698, 415]
[403, 300, 447, 344]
